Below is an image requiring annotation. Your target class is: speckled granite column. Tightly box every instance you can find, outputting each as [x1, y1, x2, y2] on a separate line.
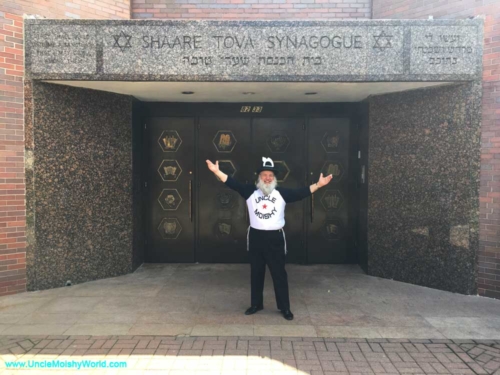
[132, 100, 145, 270]
[29, 82, 142, 290]
[367, 83, 482, 295]
[25, 80, 36, 291]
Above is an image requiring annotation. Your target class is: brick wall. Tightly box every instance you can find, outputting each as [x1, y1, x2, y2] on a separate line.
[0, 12, 25, 296]
[0, 1, 130, 297]
[131, 0, 371, 20]
[373, 0, 491, 19]
[372, 0, 500, 299]
[2, 0, 130, 19]
[478, 6, 500, 300]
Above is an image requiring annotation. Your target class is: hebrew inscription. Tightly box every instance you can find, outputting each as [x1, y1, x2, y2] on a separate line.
[410, 26, 478, 75]
[101, 26, 403, 76]
[29, 25, 96, 74]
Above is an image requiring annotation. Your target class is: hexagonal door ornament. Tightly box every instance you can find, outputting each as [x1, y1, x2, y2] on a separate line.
[216, 220, 232, 239]
[158, 159, 182, 182]
[158, 217, 182, 240]
[273, 161, 290, 183]
[217, 190, 235, 210]
[158, 189, 182, 211]
[267, 132, 290, 153]
[158, 130, 182, 152]
[321, 131, 340, 153]
[320, 190, 344, 211]
[322, 219, 343, 241]
[213, 130, 237, 153]
[215, 160, 237, 181]
[321, 161, 344, 183]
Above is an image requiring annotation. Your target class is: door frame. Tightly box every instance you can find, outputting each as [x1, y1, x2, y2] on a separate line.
[140, 102, 362, 264]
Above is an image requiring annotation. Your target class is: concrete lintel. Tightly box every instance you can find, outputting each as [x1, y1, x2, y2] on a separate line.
[24, 19, 483, 82]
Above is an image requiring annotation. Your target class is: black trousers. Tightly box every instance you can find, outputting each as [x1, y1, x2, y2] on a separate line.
[248, 227, 290, 311]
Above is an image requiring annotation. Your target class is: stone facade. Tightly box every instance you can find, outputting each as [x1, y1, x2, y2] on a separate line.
[27, 82, 140, 290]
[367, 83, 482, 294]
[372, 0, 500, 306]
[21, 18, 485, 296]
[0, 0, 495, 299]
[24, 19, 483, 82]
[0, 0, 131, 296]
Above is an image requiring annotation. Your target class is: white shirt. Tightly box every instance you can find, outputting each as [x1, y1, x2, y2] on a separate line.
[247, 188, 286, 230]
[224, 176, 311, 231]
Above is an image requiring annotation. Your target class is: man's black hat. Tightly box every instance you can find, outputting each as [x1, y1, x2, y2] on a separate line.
[256, 157, 279, 176]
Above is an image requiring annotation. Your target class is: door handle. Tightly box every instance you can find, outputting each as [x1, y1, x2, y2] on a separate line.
[310, 179, 314, 223]
[189, 179, 193, 222]
[245, 180, 249, 224]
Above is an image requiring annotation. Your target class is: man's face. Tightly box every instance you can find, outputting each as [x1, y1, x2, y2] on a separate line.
[259, 171, 275, 185]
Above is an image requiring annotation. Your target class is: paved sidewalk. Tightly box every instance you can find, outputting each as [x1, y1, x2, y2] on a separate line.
[1, 335, 500, 374]
[2, 264, 500, 373]
[0, 264, 499, 339]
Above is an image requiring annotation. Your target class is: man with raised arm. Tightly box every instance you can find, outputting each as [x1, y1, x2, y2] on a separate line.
[206, 157, 333, 320]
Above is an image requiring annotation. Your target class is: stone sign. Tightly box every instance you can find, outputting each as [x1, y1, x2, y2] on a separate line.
[25, 20, 483, 81]
[410, 26, 478, 75]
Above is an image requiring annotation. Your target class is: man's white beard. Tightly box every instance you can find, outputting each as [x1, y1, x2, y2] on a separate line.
[256, 177, 277, 196]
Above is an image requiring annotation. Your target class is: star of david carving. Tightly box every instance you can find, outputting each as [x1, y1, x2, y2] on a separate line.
[373, 31, 393, 49]
[112, 31, 132, 52]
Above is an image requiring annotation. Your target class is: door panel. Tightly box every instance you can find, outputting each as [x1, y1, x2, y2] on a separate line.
[144, 113, 356, 265]
[307, 118, 351, 263]
[252, 118, 306, 264]
[197, 118, 252, 263]
[146, 117, 195, 262]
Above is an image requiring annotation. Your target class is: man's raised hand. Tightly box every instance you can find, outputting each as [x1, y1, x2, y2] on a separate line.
[206, 160, 228, 182]
[206, 160, 219, 173]
[317, 173, 333, 188]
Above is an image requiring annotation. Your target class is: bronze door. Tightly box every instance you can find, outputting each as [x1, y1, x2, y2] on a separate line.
[144, 113, 356, 264]
[252, 118, 307, 264]
[197, 118, 252, 263]
[307, 118, 352, 263]
[145, 117, 195, 262]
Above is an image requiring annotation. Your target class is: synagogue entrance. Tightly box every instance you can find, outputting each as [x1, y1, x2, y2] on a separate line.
[144, 103, 359, 264]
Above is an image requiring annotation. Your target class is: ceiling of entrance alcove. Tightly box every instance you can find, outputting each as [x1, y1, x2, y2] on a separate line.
[44, 81, 450, 102]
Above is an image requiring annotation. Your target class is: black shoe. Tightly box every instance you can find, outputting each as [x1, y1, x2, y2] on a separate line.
[281, 309, 294, 320]
[244, 305, 263, 315]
